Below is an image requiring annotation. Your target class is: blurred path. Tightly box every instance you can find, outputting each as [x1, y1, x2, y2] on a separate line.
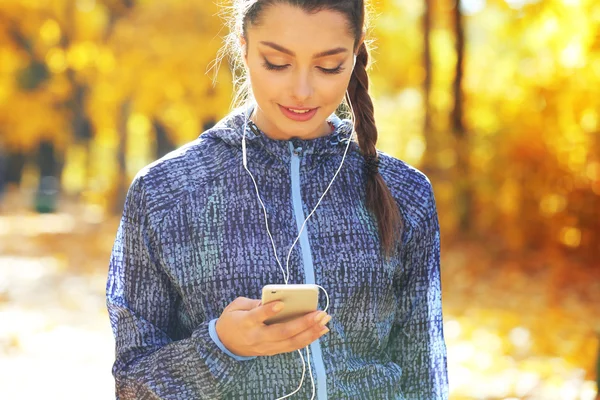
[441, 243, 599, 399]
[0, 190, 117, 399]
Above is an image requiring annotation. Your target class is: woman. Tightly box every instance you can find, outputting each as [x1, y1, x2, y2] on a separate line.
[106, 0, 448, 399]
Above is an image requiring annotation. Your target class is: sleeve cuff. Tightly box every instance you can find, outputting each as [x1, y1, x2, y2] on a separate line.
[208, 319, 256, 361]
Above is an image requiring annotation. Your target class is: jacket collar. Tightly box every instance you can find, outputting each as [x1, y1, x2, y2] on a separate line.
[204, 102, 356, 162]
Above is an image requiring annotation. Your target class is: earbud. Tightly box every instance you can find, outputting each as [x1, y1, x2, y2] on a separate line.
[353, 54, 357, 69]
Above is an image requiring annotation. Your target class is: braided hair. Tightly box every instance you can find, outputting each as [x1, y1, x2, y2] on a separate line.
[347, 40, 402, 257]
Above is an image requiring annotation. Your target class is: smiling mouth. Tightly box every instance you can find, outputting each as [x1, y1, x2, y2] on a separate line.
[278, 104, 319, 122]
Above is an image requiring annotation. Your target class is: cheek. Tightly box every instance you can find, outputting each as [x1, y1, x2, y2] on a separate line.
[315, 73, 352, 102]
[248, 69, 287, 101]
[248, 68, 269, 98]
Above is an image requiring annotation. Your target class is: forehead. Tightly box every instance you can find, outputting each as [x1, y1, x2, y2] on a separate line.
[247, 3, 355, 49]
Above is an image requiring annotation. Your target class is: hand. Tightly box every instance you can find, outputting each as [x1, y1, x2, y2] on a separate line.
[215, 297, 331, 357]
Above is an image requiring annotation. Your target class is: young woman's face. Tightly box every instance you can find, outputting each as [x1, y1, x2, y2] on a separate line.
[242, 3, 358, 140]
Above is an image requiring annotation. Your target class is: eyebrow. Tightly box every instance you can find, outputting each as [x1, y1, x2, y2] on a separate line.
[259, 41, 349, 58]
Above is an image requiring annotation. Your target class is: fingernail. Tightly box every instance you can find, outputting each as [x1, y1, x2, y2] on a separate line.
[320, 315, 332, 327]
[314, 311, 326, 323]
[319, 327, 330, 335]
[272, 302, 284, 312]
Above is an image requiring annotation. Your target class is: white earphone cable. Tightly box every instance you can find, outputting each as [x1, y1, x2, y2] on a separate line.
[282, 121, 354, 284]
[241, 94, 356, 399]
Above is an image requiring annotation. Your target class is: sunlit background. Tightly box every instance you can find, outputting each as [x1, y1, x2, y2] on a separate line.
[0, 0, 598, 399]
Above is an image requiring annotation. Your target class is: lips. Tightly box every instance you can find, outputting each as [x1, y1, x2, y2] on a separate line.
[278, 104, 318, 122]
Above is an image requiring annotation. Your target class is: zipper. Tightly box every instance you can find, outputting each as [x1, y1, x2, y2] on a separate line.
[289, 142, 328, 400]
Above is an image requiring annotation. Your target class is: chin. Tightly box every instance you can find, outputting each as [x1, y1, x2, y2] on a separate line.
[277, 124, 307, 138]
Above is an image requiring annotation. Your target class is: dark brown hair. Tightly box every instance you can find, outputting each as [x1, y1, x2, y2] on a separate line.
[218, 0, 403, 257]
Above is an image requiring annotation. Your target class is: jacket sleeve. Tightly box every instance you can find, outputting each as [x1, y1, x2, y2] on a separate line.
[389, 182, 449, 399]
[106, 175, 256, 400]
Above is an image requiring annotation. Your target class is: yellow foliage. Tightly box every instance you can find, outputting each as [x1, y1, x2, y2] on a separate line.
[1, 1, 599, 398]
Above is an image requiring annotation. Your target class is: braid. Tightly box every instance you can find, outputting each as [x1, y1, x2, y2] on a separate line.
[348, 42, 403, 258]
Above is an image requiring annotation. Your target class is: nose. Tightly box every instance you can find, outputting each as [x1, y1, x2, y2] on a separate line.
[291, 68, 313, 102]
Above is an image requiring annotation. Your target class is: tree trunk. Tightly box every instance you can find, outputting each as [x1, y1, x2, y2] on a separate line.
[451, 0, 473, 235]
[114, 100, 131, 215]
[153, 119, 175, 160]
[4, 151, 26, 186]
[422, 0, 435, 177]
[34, 140, 60, 213]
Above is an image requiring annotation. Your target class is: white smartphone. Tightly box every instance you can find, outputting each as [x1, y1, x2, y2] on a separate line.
[261, 284, 319, 325]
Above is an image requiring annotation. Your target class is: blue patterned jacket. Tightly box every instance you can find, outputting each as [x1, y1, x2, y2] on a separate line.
[106, 104, 448, 399]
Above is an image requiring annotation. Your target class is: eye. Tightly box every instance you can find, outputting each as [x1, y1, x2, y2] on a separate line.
[262, 58, 345, 75]
[318, 65, 345, 75]
[262, 59, 289, 71]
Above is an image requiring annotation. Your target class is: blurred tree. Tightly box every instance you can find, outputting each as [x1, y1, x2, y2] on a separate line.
[61, 0, 138, 190]
[0, 0, 231, 209]
[450, 0, 472, 234]
[0, 0, 598, 263]
[0, 7, 66, 154]
[597, 336, 600, 400]
[153, 118, 175, 160]
[458, 0, 600, 258]
[88, 0, 232, 211]
[422, 0, 435, 176]
[114, 99, 131, 214]
[3, 152, 26, 186]
[0, 139, 6, 204]
[34, 140, 60, 213]
[0, 0, 138, 198]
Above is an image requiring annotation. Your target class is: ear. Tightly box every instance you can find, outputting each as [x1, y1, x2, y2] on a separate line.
[355, 32, 366, 56]
[352, 34, 366, 70]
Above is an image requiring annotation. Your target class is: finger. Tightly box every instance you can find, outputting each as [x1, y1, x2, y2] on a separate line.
[227, 297, 261, 312]
[265, 321, 330, 355]
[247, 301, 285, 324]
[262, 310, 326, 341]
